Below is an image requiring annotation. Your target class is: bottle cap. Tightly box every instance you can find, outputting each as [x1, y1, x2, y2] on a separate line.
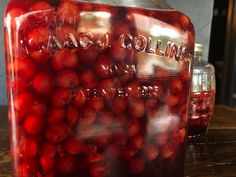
[192, 43, 216, 92]
[194, 43, 203, 55]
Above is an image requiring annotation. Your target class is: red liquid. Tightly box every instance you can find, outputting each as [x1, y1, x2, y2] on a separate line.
[4, 1, 194, 177]
[188, 90, 216, 139]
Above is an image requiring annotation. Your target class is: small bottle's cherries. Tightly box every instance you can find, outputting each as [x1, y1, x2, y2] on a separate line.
[188, 91, 215, 138]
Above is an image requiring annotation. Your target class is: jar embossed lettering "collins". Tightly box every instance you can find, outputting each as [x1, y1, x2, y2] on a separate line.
[4, 0, 195, 177]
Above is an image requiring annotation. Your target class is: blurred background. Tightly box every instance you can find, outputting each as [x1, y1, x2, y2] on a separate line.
[0, 0, 235, 108]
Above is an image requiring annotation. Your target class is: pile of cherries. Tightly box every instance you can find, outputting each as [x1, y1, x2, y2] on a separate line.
[188, 91, 215, 138]
[5, 1, 194, 177]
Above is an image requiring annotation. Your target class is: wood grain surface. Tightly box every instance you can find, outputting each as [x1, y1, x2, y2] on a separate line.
[1, 105, 236, 177]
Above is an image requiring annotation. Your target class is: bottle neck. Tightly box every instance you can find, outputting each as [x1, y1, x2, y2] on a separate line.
[194, 53, 203, 62]
[79, 0, 171, 9]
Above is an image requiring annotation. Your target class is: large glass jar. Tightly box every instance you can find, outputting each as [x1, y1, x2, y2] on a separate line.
[188, 44, 216, 139]
[4, 1, 195, 177]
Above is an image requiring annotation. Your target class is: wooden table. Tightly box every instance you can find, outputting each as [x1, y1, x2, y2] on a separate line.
[1, 105, 236, 177]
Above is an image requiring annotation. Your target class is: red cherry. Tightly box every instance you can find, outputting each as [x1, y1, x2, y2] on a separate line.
[11, 77, 29, 94]
[55, 70, 79, 88]
[51, 88, 71, 108]
[61, 49, 80, 69]
[178, 91, 189, 107]
[121, 147, 137, 160]
[156, 133, 168, 146]
[83, 144, 98, 155]
[128, 119, 141, 137]
[89, 162, 109, 177]
[52, 49, 79, 70]
[66, 106, 80, 127]
[18, 163, 31, 177]
[30, 1, 54, 11]
[27, 27, 51, 49]
[44, 172, 55, 177]
[10, 58, 36, 79]
[56, 155, 77, 174]
[73, 88, 87, 107]
[110, 40, 133, 62]
[180, 15, 191, 28]
[145, 98, 159, 118]
[169, 133, 182, 151]
[24, 115, 45, 134]
[42, 143, 57, 157]
[14, 92, 34, 118]
[110, 97, 128, 113]
[178, 128, 186, 143]
[79, 107, 96, 126]
[95, 55, 111, 78]
[181, 70, 192, 81]
[130, 134, 144, 150]
[80, 69, 98, 89]
[29, 1, 56, 27]
[40, 156, 55, 172]
[170, 79, 183, 94]
[88, 97, 105, 111]
[30, 101, 47, 116]
[78, 48, 98, 64]
[129, 157, 145, 174]
[18, 138, 37, 158]
[99, 78, 116, 98]
[116, 114, 127, 128]
[114, 132, 127, 146]
[30, 49, 51, 64]
[52, 49, 67, 70]
[161, 145, 174, 158]
[56, 144, 65, 157]
[112, 21, 131, 40]
[86, 153, 104, 164]
[58, 1, 80, 24]
[167, 94, 180, 107]
[33, 72, 53, 94]
[47, 108, 65, 125]
[98, 111, 113, 126]
[64, 137, 83, 155]
[18, 162, 37, 177]
[46, 123, 70, 143]
[128, 99, 145, 118]
[105, 145, 120, 159]
[144, 144, 159, 161]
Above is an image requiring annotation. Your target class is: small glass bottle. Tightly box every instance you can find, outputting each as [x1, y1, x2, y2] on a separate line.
[188, 44, 216, 140]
